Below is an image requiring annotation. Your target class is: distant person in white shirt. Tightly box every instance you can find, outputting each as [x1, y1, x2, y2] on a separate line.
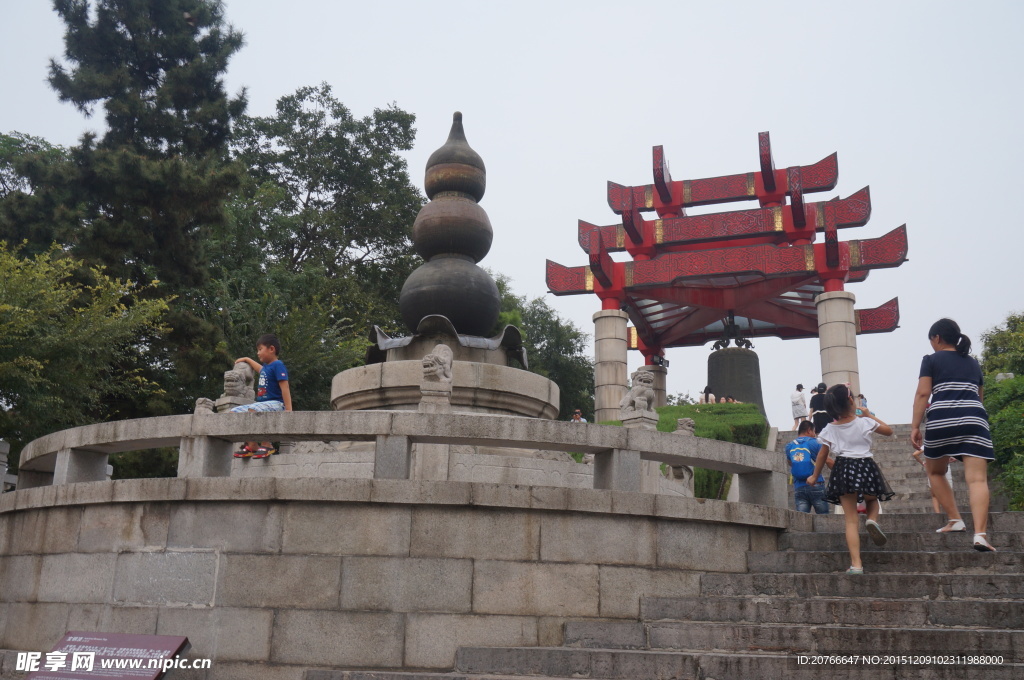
[791, 383, 808, 429]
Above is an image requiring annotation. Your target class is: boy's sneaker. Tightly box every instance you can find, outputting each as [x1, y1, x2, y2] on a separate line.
[233, 445, 254, 459]
[865, 519, 887, 546]
[253, 446, 276, 459]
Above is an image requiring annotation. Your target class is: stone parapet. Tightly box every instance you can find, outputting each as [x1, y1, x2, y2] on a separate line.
[0, 477, 803, 677]
[17, 411, 786, 503]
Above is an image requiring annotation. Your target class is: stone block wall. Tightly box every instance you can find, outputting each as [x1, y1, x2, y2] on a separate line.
[0, 477, 798, 679]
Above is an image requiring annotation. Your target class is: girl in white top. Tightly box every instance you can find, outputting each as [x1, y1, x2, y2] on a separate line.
[808, 383, 894, 574]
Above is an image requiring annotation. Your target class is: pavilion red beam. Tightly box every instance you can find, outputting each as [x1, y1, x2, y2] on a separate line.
[579, 187, 871, 252]
[550, 225, 908, 293]
[607, 152, 838, 213]
[625, 297, 901, 349]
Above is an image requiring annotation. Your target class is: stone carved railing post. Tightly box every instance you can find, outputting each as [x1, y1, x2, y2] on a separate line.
[215, 361, 257, 413]
[418, 344, 453, 415]
[594, 368, 658, 492]
[411, 344, 453, 480]
[669, 418, 695, 488]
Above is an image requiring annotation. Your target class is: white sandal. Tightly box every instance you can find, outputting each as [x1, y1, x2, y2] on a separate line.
[937, 519, 966, 533]
[973, 533, 996, 552]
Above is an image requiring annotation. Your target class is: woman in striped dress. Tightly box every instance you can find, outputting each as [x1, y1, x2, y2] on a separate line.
[910, 318, 996, 551]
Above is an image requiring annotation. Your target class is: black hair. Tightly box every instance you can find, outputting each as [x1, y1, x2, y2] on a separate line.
[257, 333, 282, 355]
[928, 318, 971, 357]
[797, 420, 815, 434]
[703, 385, 713, 399]
[823, 383, 855, 419]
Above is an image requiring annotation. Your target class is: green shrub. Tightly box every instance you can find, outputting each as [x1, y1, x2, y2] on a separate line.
[984, 375, 1024, 510]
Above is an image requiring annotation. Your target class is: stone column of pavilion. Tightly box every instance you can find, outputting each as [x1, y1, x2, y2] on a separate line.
[646, 364, 668, 408]
[815, 289, 860, 395]
[594, 308, 629, 423]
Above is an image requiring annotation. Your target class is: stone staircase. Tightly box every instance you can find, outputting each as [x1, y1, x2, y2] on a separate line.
[301, 425, 1022, 680]
[307, 508, 1024, 680]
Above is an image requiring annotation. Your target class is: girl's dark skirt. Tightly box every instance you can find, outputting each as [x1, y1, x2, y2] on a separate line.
[824, 456, 895, 505]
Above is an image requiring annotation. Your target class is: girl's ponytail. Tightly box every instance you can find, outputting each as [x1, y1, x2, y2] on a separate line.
[956, 333, 972, 357]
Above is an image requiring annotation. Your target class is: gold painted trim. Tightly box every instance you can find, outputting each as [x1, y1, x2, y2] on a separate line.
[773, 207, 784, 231]
[655, 219, 664, 243]
[815, 204, 825, 230]
[683, 180, 692, 204]
[644, 186, 654, 209]
[625, 265, 634, 287]
[585, 268, 594, 291]
[746, 173, 756, 196]
[616, 227, 625, 249]
[849, 242, 862, 267]
[628, 326, 637, 349]
[804, 246, 816, 271]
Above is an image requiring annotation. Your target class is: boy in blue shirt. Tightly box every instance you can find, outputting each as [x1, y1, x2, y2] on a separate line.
[785, 420, 833, 513]
[231, 333, 292, 459]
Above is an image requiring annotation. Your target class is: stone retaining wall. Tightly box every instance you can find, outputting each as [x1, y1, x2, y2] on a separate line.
[0, 477, 806, 679]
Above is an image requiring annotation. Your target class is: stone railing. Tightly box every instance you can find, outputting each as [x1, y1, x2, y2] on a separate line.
[16, 410, 787, 507]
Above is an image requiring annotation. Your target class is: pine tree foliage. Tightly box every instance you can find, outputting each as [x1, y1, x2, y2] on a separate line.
[49, 0, 246, 156]
[17, 0, 252, 416]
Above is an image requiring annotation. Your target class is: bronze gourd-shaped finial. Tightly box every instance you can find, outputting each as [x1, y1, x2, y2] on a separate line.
[399, 112, 500, 336]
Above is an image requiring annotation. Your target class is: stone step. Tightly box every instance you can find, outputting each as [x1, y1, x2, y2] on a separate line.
[561, 621, 1024, 662]
[640, 596, 1024, 629]
[747, 550, 1023, 574]
[780, 529, 1024, 552]
[700, 572, 1024, 599]
[812, 512, 1024, 533]
[306, 672, 586, 680]
[452, 646, 1023, 680]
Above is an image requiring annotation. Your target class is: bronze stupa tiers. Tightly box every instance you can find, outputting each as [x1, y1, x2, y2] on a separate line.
[399, 112, 500, 337]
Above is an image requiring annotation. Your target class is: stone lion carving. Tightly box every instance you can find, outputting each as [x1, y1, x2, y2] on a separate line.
[675, 418, 696, 436]
[221, 361, 256, 400]
[194, 397, 216, 415]
[421, 344, 454, 384]
[619, 369, 656, 412]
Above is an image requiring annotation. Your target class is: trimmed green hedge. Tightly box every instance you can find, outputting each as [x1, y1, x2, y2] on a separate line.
[600, 402, 769, 499]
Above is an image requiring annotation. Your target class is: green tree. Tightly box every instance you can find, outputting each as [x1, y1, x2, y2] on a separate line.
[227, 83, 424, 334]
[495, 275, 595, 421]
[981, 311, 1024, 376]
[188, 84, 426, 409]
[0, 243, 169, 459]
[0, 133, 80, 258]
[3, 0, 250, 417]
[981, 311, 1024, 510]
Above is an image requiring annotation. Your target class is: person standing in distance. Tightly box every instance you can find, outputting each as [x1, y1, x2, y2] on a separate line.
[791, 383, 808, 430]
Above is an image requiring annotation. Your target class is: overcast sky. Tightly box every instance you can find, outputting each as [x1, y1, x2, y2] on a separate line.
[4, 1, 1022, 429]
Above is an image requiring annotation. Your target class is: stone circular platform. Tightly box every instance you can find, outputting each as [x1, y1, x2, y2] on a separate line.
[331, 360, 560, 419]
